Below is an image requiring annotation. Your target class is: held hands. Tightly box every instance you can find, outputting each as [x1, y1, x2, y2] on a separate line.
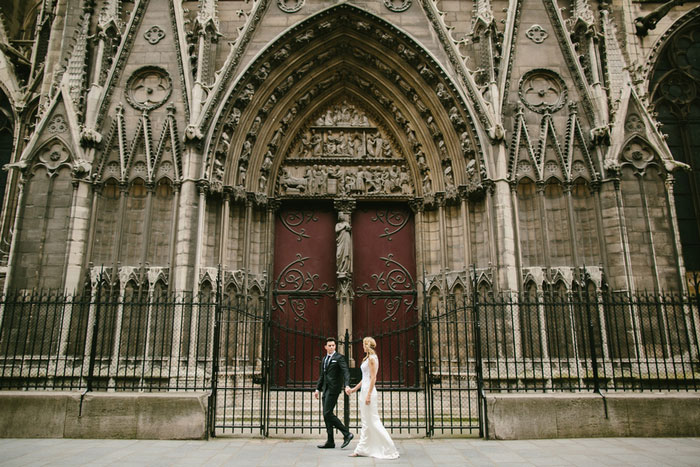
[344, 386, 352, 395]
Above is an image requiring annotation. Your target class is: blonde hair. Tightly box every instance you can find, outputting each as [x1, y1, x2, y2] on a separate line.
[362, 336, 377, 362]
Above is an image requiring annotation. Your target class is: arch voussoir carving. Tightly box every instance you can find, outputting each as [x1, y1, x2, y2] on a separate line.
[204, 4, 485, 206]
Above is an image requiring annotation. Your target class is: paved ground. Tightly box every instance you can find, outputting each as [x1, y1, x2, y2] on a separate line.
[1, 437, 699, 466]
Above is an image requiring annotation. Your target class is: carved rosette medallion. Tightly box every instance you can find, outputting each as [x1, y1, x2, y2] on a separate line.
[276, 99, 414, 198]
[384, 0, 412, 12]
[278, 0, 304, 13]
[519, 69, 568, 114]
[125, 66, 172, 111]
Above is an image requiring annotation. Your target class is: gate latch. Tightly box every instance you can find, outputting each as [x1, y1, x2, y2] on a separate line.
[253, 374, 264, 385]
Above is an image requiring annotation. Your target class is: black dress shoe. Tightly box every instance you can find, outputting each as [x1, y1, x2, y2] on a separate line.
[317, 443, 335, 449]
[341, 433, 354, 448]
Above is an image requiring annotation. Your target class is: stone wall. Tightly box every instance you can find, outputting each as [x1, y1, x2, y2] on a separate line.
[0, 391, 209, 440]
[484, 392, 700, 439]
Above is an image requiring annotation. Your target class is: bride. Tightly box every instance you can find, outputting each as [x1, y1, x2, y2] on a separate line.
[345, 337, 400, 459]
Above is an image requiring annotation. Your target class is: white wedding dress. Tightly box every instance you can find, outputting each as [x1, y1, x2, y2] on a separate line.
[352, 355, 400, 459]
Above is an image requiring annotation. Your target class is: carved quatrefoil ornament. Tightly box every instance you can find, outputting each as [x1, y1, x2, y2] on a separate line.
[125, 66, 172, 111]
[384, 0, 412, 12]
[144, 25, 165, 45]
[278, 0, 304, 13]
[519, 69, 568, 114]
[526, 25, 548, 44]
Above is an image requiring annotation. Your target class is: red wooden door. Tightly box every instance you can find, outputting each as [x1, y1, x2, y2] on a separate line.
[352, 204, 418, 387]
[271, 206, 337, 387]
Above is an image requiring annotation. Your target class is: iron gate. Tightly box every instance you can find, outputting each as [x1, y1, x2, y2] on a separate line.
[211, 282, 484, 437]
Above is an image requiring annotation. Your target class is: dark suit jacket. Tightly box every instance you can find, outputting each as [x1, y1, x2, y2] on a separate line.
[316, 352, 350, 394]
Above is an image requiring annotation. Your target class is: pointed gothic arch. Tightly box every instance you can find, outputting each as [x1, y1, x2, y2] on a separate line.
[648, 11, 700, 275]
[205, 4, 485, 202]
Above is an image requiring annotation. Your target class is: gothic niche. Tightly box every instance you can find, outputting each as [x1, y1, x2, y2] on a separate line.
[276, 99, 414, 197]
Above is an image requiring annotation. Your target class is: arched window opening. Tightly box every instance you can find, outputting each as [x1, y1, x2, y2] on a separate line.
[520, 281, 543, 360]
[148, 178, 174, 266]
[0, 92, 14, 210]
[92, 179, 120, 266]
[571, 179, 600, 266]
[150, 279, 172, 360]
[649, 19, 700, 276]
[120, 178, 147, 265]
[119, 280, 148, 387]
[544, 281, 574, 359]
[544, 180, 572, 266]
[517, 179, 543, 267]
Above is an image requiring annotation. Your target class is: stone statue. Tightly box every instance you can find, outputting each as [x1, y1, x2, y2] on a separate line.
[336, 212, 352, 278]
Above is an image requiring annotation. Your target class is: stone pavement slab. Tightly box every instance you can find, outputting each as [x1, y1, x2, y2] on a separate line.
[1, 437, 699, 466]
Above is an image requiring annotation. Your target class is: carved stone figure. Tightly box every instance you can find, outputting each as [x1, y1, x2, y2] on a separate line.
[240, 140, 252, 162]
[238, 164, 247, 186]
[366, 133, 377, 157]
[382, 141, 392, 158]
[353, 133, 365, 157]
[280, 168, 307, 194]
[335, 212, 352, 278]
[262, 151, 273, 172]
[300, 132, 313, 157]
[312, 131, 323, 155]
[399, 167, 412, 194]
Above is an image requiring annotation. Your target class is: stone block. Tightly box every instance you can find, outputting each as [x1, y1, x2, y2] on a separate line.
[63, 392, 209, 439]
[0, 391, 72, 438]
[485, 392, 700, 439]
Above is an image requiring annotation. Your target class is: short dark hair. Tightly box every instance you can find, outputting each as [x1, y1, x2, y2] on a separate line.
[325, 337, 337, 345]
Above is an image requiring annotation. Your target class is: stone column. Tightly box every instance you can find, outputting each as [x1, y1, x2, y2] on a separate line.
[219, 188, 232, 268]
[171, 143, 201, 292]
[334, 199, 355, 364]
[487, 179, 520, 291]
[192, 181, 209, 296]
[662, 174, 686, 292]
[563, 183, 580, 267]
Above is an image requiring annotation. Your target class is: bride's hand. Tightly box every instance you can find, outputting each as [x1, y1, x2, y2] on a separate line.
[365, 396, 371, 405]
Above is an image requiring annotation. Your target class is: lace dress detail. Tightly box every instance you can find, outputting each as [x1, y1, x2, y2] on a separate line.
[352, 355, 400, 459]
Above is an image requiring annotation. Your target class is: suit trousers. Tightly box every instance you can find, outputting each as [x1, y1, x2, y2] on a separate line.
[322, 390, 349, 443]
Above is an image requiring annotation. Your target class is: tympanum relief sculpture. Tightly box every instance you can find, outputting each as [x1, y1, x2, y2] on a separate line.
[276, 100, 414, 198]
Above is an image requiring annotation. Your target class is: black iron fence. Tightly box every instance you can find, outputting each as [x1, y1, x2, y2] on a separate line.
[1, 277, 699, 437]
[467, 288, 700, 392]
[0, 274, 270, 393]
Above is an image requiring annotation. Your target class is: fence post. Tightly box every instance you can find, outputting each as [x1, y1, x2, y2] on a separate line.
[86, 271, 103, 392]
[421, 278, 433, 437]
[343, 328, 350, 430]
[261, 280, 272, 438]
[471, 265, 486, 438]
[582, 268, 600, 393]
[208, 265, 223, 438]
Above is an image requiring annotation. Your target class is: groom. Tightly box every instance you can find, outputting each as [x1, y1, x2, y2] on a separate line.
[314, 337, 354, 449]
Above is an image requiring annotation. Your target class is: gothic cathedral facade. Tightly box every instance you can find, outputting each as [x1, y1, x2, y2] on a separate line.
[0, 0, 698, 338]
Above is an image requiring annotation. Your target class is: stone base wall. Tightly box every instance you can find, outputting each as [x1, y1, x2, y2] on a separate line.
[0, 391, 209, 439]
[484, 392, 700, 439]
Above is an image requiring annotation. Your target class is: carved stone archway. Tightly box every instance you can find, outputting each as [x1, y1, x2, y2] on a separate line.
[205, 4, 486, 204]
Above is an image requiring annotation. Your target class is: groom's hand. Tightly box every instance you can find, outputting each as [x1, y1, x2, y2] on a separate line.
[344, 387, 351, 395]
[314, 389, 319, 400]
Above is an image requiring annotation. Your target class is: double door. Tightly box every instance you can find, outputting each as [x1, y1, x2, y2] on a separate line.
[270, 202, 418, 387]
